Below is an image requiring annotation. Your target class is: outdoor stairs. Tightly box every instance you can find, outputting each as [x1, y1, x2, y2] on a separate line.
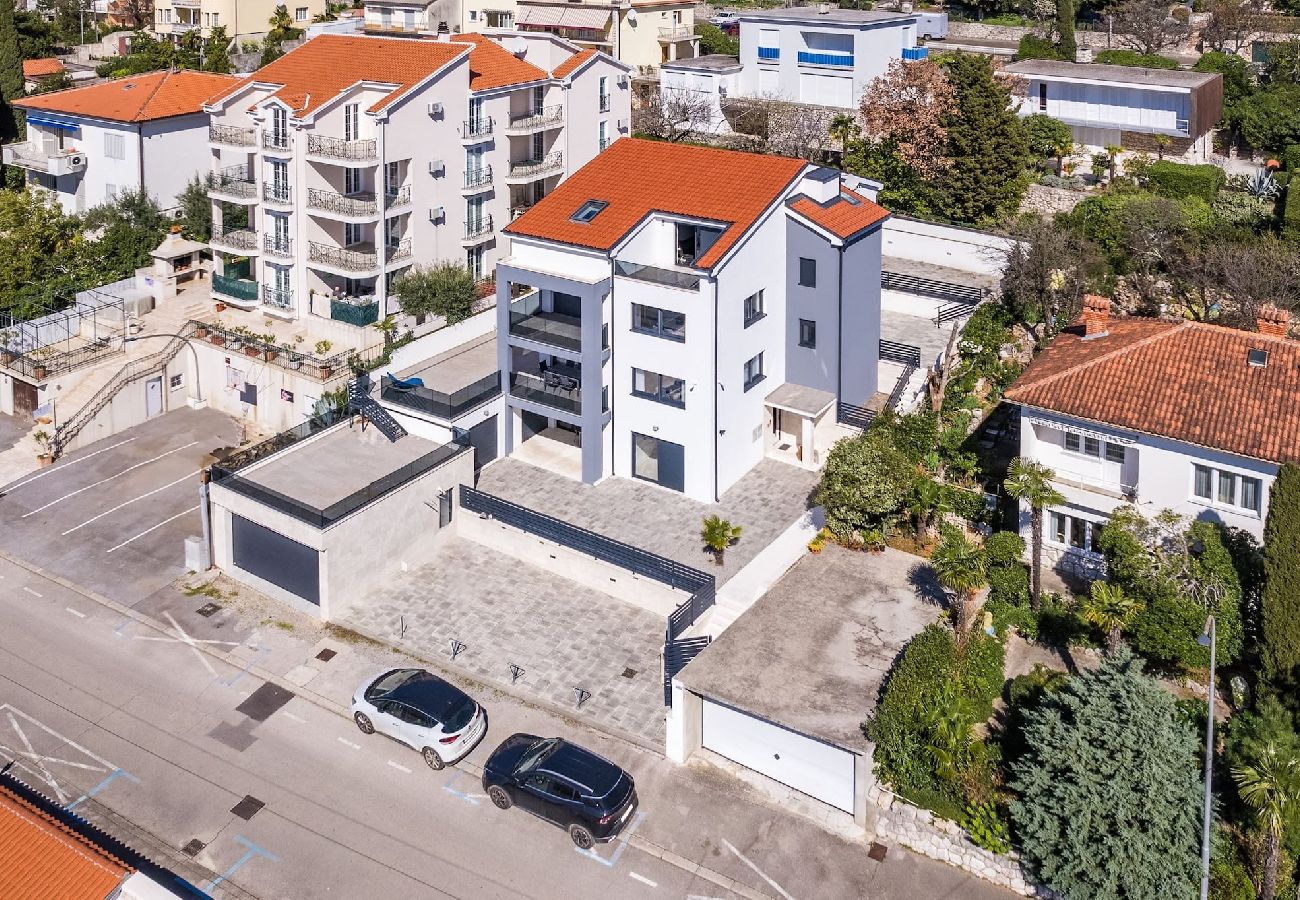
[349, 379, 407, 442]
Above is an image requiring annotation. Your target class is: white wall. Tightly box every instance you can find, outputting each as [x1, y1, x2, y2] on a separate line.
[1014, 78, 1190, 135]
[142, 113, 216, 209]
[881, 216, 1012, 280]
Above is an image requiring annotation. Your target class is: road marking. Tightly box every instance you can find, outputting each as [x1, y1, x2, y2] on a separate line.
[21, 586, 42, 598]
[721, 839, 795, 900]
[21, 442, 200, 517]
[337, 737, 360, 750]
[61, 473, 197, 535]
[576, 810, 647, 868]
[131, 612, 239, 678]
[387, 760, 412, 774]
[105, 505, 200, 554]
[629, 872, 657, 887]
[65, 768, 140, 811]
[283, 712, 306, 724]
[205, 835, 279, 893]
[686, 896, 727, 900]
[219, 645, 269, 688]
[3, 438, 137, 492]
[442, 772, 481, 805]
[64, 607, 86, 619]
[0, 706, 117, 804]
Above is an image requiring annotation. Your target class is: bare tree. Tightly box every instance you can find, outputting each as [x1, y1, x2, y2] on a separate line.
[859, 58, 957, 177]
[1001, 216, 1103, 336]
[1200, 0, 1265, 53]
[632, 87, 722, 143]
[1113, 0, 1185, 55]
[1193, 240, 1300, 329]
[722, 93, 834, 160]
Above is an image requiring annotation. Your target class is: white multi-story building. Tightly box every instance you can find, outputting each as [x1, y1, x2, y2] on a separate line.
[201, 31, 630, 323]
[6, 69, 240, 214]
[1004, 297, 1296, 573]
[496, 137, 890, 502]
[153, 0, 328, 43]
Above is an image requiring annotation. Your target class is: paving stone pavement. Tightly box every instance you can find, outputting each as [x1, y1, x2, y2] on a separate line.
[475, 457, 821, 587]
[342, 538, 669, 745]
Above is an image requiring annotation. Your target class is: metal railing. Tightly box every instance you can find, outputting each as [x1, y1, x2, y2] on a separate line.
[599, 95, 611, 113]
[384, 185, 411, 207]
[381, 371, 501, 421]
[386, 238, 413, 263]
[882, 270, 984, 305]
[194, 319, 367, 379]
[263, 235, 293, 258]
[262, 182, 292, 205]
[837, 401, 876, 430]
[1, 339, 123, 383]
[506, 105, 563, 131]
[935, 301, 975, 328]
[658, 26, 692, 40]
[212, 272, 259, 303]
[508, 152, 564, 180]
[613, 260, 700, 291]
[209, 124, 256, 146]
[261, 130, 291, 151]
[306, 133, 377, 161]
[209, 164, 255, 199]
[798, 50, 853, 67]
[464, 215, 493, 241]
[308, 241, 379, 272]
[262, 285, 293, 309]
[210, 225, 258, 251]
[464, 166, 493, 190]
[509, 295, 582, 351]
[879, 339, 922, 367]
[508, 370, 582, 414]
[307, 187, 377, 217]
[462, 117, 494, 139]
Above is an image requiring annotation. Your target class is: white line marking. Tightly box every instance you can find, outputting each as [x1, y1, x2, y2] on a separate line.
[22, 442, 200, 517]
[64, 608, 86, 618]
[386, 760, 412, 774]
[62, 474, 196, 535]
[629, 873, 657, 887]
[283, 712, 306, 724]
[4, 439, 136, 492]
[130, 612, 238, 678]
[722, 839, 795, 900]
[0, 706, 116, 804]
[21, 586, 42, 598]
[337, 738, 361, 750]
[105, 505, 201, 553]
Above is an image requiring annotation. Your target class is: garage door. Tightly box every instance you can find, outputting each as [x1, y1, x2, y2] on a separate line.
[799, 73, 853, 108]
[232, 515, 320, 605]
[702, 698, 856, 813]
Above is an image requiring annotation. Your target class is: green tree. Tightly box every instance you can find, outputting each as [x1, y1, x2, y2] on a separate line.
[930, 527, 988, 637]
[1194, 50, 1254, 116]
[1009, 647, 1201, 900]
[1055, 0, 1076, 59]
[1002, 458, 1064, 611]
[204, 25, 233, 74]
[815, 429, 913, 539]
[1022, 113, 1074, 172]
[176, 174, 213, 241]
[1234, 744, 1300, 900]
[828, 112, 859, 161]
[82, 188, 168, 282]
[1081, 581, 1140, 653]
[0, 0, 25, 143]
[30, 71, 75, 94]
[700, 515, 742, 566]
[693, 22, 737, 56]
[15, 10, 57, 59]
[1263, 464, 1300, 688]
[390, 261, 478, 324]
[0, 190, 82, 312]
[1234, 87, 1300, 155]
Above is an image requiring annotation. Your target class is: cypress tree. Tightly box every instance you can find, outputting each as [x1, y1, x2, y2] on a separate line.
[1056, 0, 1077, 60]
[0, 0, 25, 143]
[1263, 463, 1300, 687]
[204, 26, 233, 74]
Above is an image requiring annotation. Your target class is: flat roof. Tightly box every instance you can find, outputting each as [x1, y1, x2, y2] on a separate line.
[678, 545, 940, 753]
[737, 7, 915, 25]
[662, 54, 742, 72]
[764, 382, 835, 417]
[1002, 59, 1218, 89]
[398, 334, 497, 394]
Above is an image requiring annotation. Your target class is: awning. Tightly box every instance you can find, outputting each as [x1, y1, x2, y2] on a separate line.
[764, 383, 836, 418]
[20, 112, 82, 131]
[516, 5, 610, 29]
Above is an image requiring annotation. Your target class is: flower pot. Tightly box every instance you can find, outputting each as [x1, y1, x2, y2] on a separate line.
[244, 346, 260, 357]
[36, 454, 54, 468]
[210, 335, 225, 347]
[215, 302, 227, 312]
[195, 326, 209, 339]
[262, 349, 277, 362]
[286, 356, 303, 370]
[33, 365, 47, 380]
[0, 351, 14, 366]
[319, 366, 332, 379]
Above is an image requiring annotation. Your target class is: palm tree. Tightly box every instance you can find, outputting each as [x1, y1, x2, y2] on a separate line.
[1104, 144, 1122, 181]
[701, 515, 742, 566]
[918, 682, 974, 783]
[1234, 743, 1300, 900]
[828, 113, 859, 164]
[1080, 581, 1139, 654]
[930, 528, 987, 639]
[1003, 458, 1065, 612]
[906, 475, 950, 541]
[1154, 134, 1172, 160]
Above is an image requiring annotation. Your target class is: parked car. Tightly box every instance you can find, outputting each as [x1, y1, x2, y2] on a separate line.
[710, 12, 739, 25]
[351, 668, 487, 770]
[482, 734, 639, 849]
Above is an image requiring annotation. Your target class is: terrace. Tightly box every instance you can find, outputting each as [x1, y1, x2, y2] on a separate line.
[0, 293, 126, 383]
[381, 334, 501, 422]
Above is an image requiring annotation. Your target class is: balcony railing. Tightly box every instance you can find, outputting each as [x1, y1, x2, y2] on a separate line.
[382, 371, 502, 421]
[262, 182, 292, 205]
[212, 272, 259, 303]
[464, 215, 493, 241]
[510, 204, 534, 221]
[193, 320, 364, 381]
[262, 284, 293, 309]
[306, 133, 377, 161]
[1051, 464, 1137, 500]
[262, 130, 291, 151]
[210, 225, 258, 252]
[613, 259, 701, 291]
[658, 26, 692, 41]
[263, 235, 293, 258]
[798, 51, 854, 67]
[1, 143, 86, 175]
[384, 185, 411, 208]
[209, 164, 255, 199]
[508, 152, 564, 181]
[509, 295, 582, 351]
[308, 240, 378, 272]
[386, 238, 413, 263]
[509, 371, 582, 415]
[329, 294, 379, 326]
[506, 105, 564, 132]
[209, 124, 256, 146]
[599, 94, 611, 113]
[757, 46, 779, 60]
[464, 166, 493, 190]
[901, 47, 929, 61]
[462, 117, 494, 139]
[307, 186, 377, 217]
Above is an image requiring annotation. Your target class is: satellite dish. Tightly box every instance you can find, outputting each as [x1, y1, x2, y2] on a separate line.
[511, 37, 527, 57]
[626, 8, 637, 24]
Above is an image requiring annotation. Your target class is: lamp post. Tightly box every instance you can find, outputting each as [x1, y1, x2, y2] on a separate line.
[1197, 615, 1217, 900]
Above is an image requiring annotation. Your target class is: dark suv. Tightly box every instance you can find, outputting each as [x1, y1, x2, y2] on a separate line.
[482, 734, 638, 849]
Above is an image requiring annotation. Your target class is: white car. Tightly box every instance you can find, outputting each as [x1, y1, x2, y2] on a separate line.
[710, 12, 739, 25]
[351, 668, 487, 770]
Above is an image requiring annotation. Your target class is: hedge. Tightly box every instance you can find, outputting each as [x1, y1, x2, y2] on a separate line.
[1285, 181, 1300, 242]
[1283, 143, 1300, 172]
[1146, 161, 1226, 202]
[1016, 34, 1065, 61]
[1094, 49, 1180, 69]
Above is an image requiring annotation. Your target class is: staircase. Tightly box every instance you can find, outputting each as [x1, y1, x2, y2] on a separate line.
[348, 378, 407, 442]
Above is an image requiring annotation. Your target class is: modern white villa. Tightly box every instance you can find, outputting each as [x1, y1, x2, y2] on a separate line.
[496, 137, 890, 503]
[202, 31, 629, 325]
[1004, 297, 1295, 575]
[1002, 59, 1224, 156]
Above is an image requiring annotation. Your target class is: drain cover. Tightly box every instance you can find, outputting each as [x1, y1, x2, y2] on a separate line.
[182, 839, 206, 857]
[315, 648, 337, 662]
[196, 603, 222, 618]
[230, 796, 265, 821]
[868, 842, 888, 862]
[621, 668, 638, 679]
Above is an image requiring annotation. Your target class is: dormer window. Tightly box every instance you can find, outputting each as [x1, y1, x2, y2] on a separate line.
[571, 200, 607, 223]
[675, 222, 722, 266]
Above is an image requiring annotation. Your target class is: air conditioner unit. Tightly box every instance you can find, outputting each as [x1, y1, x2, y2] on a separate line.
[617, 118, 629, 132]
[428, 159, 445, 176]
[427, 101, 444, 117]
[429, 206, 445, 223]
[617, 75, 629, 88]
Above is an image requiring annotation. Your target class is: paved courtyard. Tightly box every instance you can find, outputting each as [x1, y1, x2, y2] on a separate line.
[475, 457, 820, 587]
[342, 538, 669, 746]
[881, 307, 965, 369]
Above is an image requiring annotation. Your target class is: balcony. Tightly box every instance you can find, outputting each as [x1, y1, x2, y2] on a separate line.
[462, 215, 494, 245]
[209, 164, 256, 201]
[306, 133, 377, 162]
[798, 51, 854, 68]
[384, 185, 411, 209]
[1050, 464, 1137, 501]
[505, 105, 564, 135]
[506, 152, 564, 184]
[212, 273, 259, 305]
[262, 284, 294, 310]
[1, 143, 87, 176]
[329, 294, 380, 326]
[386, 238, 413, 264]
[172, 20, 200, 32]
[509, 371, 582, 415]
[462, 117, 494, 141]
[510, 204, 534, 221]
[658, 26, 693, 42]
[209, 124, 256, 147]
[262, 130, 291, 152]
[901, 47, 929, 61]
[599, 94, 611, 113]
[382, 372, 501, 421]
[757, 46, 779, 61]
[307, 186, 378, 219]
[613, 259, 701, 291]
[210, 224, 259, 254]
[509, 295, 581, 352]
[308, 240, 379, 273]
[262, 182, 293, 206]
[263, 235, 293, 259]
[463, 166, 493, 193]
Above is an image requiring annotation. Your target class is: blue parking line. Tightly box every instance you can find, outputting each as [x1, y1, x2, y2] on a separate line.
[575, 810, 647, 868]
[442, 772, 481, 805]
[204, 835, 279, 894]
[65, 768, 140, 811]
[221, 646, 269, 688]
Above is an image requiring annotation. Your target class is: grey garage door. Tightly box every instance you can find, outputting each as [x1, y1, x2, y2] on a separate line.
[467, 415, 498, 470]
[232, 515, 320, 605]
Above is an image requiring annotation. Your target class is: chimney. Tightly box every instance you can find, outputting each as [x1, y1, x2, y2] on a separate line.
[1258, 303, 1290, 338]
[436, 21, 450, 40]
[1080, 294, 1110, 338]
[1075, 47, 1093, 63]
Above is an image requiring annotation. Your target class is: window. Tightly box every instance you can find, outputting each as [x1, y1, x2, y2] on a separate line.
[1084, 435, 1100, 457]
[743, 353, 765, 391]
[1064, 431, 1080, 453]
[631, 303, 685, 341]
[1038, 83, 1047, 111]
[466, 245, 484, 280]
[295, 6, 308, 19]
[571, 199, 607, 223]
[211, 11, 218, 24]
[104, 183, 117, 201]
[344, 222, 363, 246]
[1105, 442, 1126, 464]
[1049, 511, 1104, 554]
[1063, 430, 1101, 457]
[632, 432, 684, 491]
[169, 373, 184, 390]
[798, 318, 816, 348]
[798, 257, 816, 287]
[549, 781, 578, 802]
[1242, 476, 1262, 513]
[344, 103, 360, 141]
[532, 85, 545, 114]
[344, 166, 362, 195]
[743, 290, 764, 327]
[1192, 463, 1262, 514]
[675, 223, 721, 266]
[598, 119, 608, 150]
[385, 160, 400, 195]
[632, 368, 685, 407]
[1194, 464, 1213, 499]
[103, 132, 125, 160]
[469, 9, 477, 19]
[1218, 471, 1237, 505]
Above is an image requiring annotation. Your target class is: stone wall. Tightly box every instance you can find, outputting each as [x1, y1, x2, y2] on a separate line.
[945, 21, 1121, 49]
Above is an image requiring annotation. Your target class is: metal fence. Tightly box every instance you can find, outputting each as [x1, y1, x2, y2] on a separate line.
[879, 339, 922, 367]
[837, 401, 876, 430]
[381, 372, 501, 421]
[881, 270, 984, 305]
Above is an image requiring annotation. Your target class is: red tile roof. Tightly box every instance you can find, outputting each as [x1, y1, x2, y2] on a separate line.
[1004, 316, 1300, 464]
[15, 70, 239, 123]
[207, 35, 469, 117]
[788, 186, 889, 240]
[23, 58, 65, 79]
[552, 48, 597, 79]
[452, 33, 549, 91]
[505, 138, 808, 269]
[0, 785, 132, 899]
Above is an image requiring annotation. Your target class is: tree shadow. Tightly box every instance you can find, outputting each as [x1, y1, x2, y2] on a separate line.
[908, 561, 950, 610]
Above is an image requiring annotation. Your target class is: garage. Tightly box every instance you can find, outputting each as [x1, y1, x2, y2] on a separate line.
[701, 697, 856, 813]
[231, 514, 321, 606]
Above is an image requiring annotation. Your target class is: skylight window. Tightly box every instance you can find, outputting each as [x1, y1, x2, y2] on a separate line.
[1248, 348, 1269, 367]
[571, 200, 608, 224]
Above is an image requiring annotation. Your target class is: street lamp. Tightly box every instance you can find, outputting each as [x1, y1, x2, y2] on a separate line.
[1197, 615, 1217, 900]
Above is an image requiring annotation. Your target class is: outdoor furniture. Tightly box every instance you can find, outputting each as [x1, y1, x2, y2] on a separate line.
[384, 373, 425, 391]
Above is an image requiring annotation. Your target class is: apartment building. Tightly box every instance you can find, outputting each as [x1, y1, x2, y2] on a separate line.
[1004, 297, 1296, 574]
[6, 70, 240, 214]
[202, 31, 630, 324]
[497, 138, 890, 503]
[153, 0, 327, 43]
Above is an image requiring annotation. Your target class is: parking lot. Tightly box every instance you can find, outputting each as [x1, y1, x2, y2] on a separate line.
[0, 407, 242, 606]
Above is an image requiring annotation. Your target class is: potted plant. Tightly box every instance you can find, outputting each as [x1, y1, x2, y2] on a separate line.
[261, 337, 278, 362]
[209, 328, 225, 347]
[194, 323, 209, 339]
[215, 301, 227, 313]
[314, 339, 332, 356]
[281, 343, 302, 370]
[701, 515, 742, 566]
[33, 430, 53, 467]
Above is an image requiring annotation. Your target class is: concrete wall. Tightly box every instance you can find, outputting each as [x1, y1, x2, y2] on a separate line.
[881, 216, 1011, 281]
[189, 337, 347, 435]
[61, 352, 194, 454]
[152, 0, 328, 42]
[142, 113, 215, 209]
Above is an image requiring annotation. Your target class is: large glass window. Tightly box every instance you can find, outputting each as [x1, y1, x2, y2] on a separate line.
[632, 433, 684, 491]
[1050, 510, 1103, 554]
[631, 304, 685, 341]
[798, 257, 816, 287]
[1194, 464, 1213, 499]
[1105, 442, 1126, 464]
[1193, 463, 1261, 514]
[632, 368, 685, 407]
[1218, 471, 1237, 505]
[633, 433, 659, 482]
[1242, 476, 1261, 513]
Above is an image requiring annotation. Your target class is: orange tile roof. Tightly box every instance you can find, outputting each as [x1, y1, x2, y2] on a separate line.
[552, 48, 597, 79]
[506, 138, 808, 269]
[207, 35, 469, 117]
[0, 785, 132, 899]
[1004, 316, 1300, 464]
[23, 58, 65, 79]
[452, 34, 549, 91]
[14, 69, 239, 123]
[788, 186, 889, 240]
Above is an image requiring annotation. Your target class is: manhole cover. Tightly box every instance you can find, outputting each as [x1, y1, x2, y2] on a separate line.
[621, 668, 637, 679]
[868, 842, 888, 862]
[315, 648, 337, 662]
[230, 796, 265, 821]
[235, 682, 295, 723]
[182, 839, 206, 857]
[196, 603, 222, 618]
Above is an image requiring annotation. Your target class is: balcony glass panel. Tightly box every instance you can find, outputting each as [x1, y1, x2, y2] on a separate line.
[382, 372, 502, 420]
[509, 295, 582, 351]
[613, 260, 701, 291]
[509, 371, 582, 414]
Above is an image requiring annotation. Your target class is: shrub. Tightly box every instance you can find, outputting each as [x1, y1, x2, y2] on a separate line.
[985, 531, 1025, 566]
[1212, 192, 1276, 230]
[1146, 161, 1226, 201]
[988, 564, 1030, 607]
[1264, 464, 1300, 686]
[1094, 49, 1180, 69]
[1035, 595, 1094, 647]
[817, 430, 914, 538]
[1284, 144, 1300, 172]
[961, 801, 1011, 854]
[987, 597, 1037, 638]
[1285, 182, 1300, 242]
[1129, 593, 1210, 669]
[1016, 34, 1065, 61]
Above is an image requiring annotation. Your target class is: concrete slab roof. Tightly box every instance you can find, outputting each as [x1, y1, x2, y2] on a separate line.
[677, 545, 942, 753]
[1002, 59, 1218, 89]
[736, 7, 915, 25]
[397, 334, 498, 394]
[764, 382, 835, 417]
[662, 54, 742, 73]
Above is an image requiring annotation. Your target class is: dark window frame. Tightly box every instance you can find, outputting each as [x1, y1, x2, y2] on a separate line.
[631, 367, 686, 408]
[798, 257, 816, 287]
[630, 303, 686, 342]
[743, 352, 765, 392]
[798, 318, 816, 348]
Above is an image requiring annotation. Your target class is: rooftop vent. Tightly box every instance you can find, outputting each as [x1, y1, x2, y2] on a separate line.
[1248, 347, 1269, 368]
[570, 199, 608, 224]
